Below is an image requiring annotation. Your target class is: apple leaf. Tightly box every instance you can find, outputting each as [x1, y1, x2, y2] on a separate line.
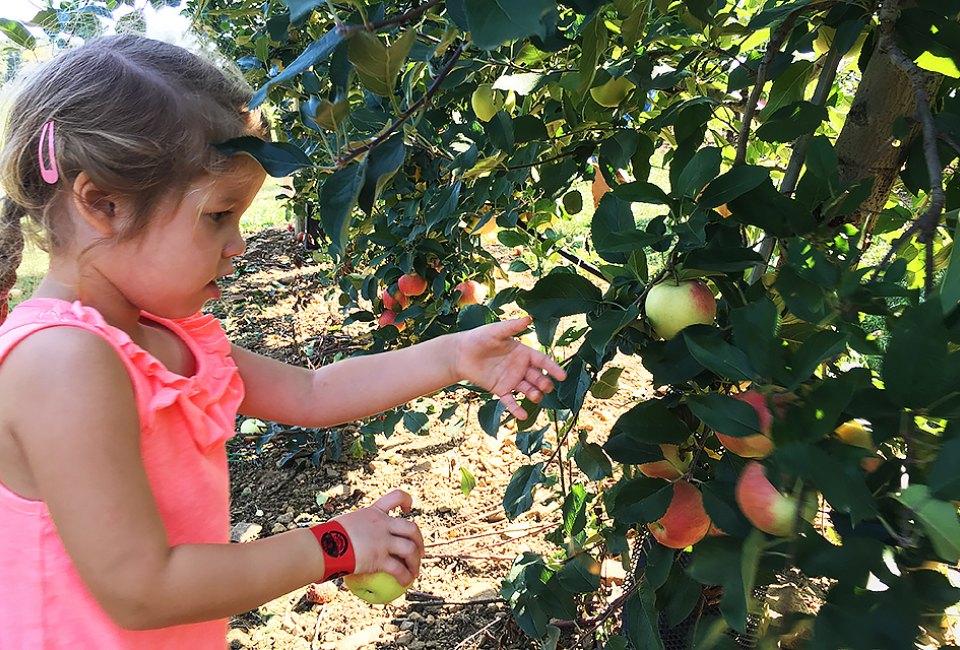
[460, 467, 476, 496]
[212, 137, 312, 177]
[589, 366, 623, 399]
[250, 29, 344, 108]
[464, 0, 552, 50]
[882, 299, 950, 409]
[358, 133, 406, 215]
[606, 398, 693, 449]
[621, 579, 665, 650]
[573, 441, 612, 480]
[683, 327, 756, 382]
[478, 398, 507, 436]
[517, 272, 602, 320]
[504, 463, 545, 519]
[698, 165, 769, 208]
[557, 554, 601, 593]
[686, 393, 761, 438]
[895, 485, 960, 563]
[319, 161, 367, 259]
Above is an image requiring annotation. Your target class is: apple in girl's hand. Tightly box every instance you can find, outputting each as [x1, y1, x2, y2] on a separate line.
[643, 279, 717, 340]
[455, 280, 487, 306]
[398, 272, 428, 297]
[646, 480, 711, 549]
[735, 461, 818, 537]
[343, 572, 408, 604]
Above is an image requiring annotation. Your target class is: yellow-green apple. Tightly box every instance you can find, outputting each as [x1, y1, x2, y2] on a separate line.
[470, 84, 501, 122]
[646, 480, 712, 549]
[455, 280, 487, 306]
[638, 444, 693, 480]
[735, 461, 817, 537]
[643, 279, 717, 340]
[715, 390, 775, 459]
[835, 420, 882, 472]
[378, 310, 406, 332]
[398, 272, 427, 297]
[343, 572, 409, 604]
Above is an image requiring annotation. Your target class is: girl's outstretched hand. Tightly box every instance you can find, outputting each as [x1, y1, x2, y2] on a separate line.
[334, 490, 424, 587]
[454, 316, 567, 419]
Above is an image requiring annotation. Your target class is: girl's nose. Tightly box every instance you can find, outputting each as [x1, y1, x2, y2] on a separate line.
[224, 229, 246, 258]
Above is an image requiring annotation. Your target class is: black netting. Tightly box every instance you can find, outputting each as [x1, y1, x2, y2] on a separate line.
[624, 533, 768, 650]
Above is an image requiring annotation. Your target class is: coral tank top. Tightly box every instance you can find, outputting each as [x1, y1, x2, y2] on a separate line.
[0, 298, 244, 649]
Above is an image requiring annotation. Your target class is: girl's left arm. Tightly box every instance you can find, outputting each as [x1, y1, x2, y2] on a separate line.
[233, 317, 566, 428]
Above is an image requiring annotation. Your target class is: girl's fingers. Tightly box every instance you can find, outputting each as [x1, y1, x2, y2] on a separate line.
[536, 352, 567, 382]
[389, 517, 424, 551]
[383, 556, 416, 588]
[526, 367, 554, 393]
[516, 380, 541, 403]
[373, 489, 413, 514]
[390, 537, 421, 573]
[499, 392, 527, 420]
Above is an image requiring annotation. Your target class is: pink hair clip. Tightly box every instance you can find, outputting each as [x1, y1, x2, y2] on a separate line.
[38, 120, 59, 184]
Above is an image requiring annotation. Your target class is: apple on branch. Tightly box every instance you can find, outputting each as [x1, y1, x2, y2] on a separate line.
[643, 279, 717, 340]
[343, 571, 409, 605]
[735, 461, 817, 537]
[638, 444, 693, 481]
[715, 390, 778, 459]
[646, 480, 712, 549]
[455, 280, 487, 306]
[834, 419, 882, 472]
[378, 310, 406, 332]
[398, 272, 428, 297]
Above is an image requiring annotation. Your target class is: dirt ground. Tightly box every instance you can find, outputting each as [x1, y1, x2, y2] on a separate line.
[210, 229, 656, 650]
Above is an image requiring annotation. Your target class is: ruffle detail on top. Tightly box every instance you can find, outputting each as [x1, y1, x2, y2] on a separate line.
[13, 299, 244, 451]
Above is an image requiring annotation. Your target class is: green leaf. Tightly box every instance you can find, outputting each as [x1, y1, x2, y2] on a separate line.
[788, 329, 848, 386]
[895, 485, 960, 563]
[591, 194, 660, 261]
[464, 0, 553, 50]
[686, 393, 761, 438]
[778, 445, 877, 523]
[460, 467, 476, 496]
[357, 134, 406, 215]
[731, 298, 780, 378]
[940, 215, 960, 315]
[319, 162, 366, 259]
[756, 101, 829, 142]
[250, 29, 344, 108]
[504, 463, 545, 519]
[589, 366, 623, 399]
[621, 580, 665, 650]
[605, 399, 693, 456]
[348, 29, 416, 97]
[489, 110, 515, 150]
[675, 146, 721, 198]
[213, 137, 312, 177]
[557, 554, 601, 593]
[929, 437, 960, 500]
[517, 273, 602, 320]
[283, 0, 322, 26]
[698, 165, 770, 208]
[687, 532, 764, 633]
[612, 181, 670, 204]
[882, 299, 950, 409]
[577, 15, 607, 97]
[0, 19, 36, 49]
[574, 442, 613, 480]
[562, 483, 589, 537]
[403, 410, 428, 433]
[682, 328, 756, 381]
[478, 399, 507, 436]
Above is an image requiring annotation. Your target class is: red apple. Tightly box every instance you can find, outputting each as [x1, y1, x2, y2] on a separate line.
[835, 420, 882, 472]
[455, 280, 487, 306]
[735, 461, 817, 537]
[643, 279, 717, 340]
[378, 310, 406, 332]
[646, 480, 711, 549]
[715, 390, 775, 459]
[638, 444, 693, 481]
[398, 272, 427, 297]
[381, 289, 410, 312]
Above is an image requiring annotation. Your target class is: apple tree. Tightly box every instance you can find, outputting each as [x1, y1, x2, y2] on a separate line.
[7, 0, 960, 646]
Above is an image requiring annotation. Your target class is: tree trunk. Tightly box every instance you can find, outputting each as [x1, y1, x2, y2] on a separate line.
[833, 44, 942, 230]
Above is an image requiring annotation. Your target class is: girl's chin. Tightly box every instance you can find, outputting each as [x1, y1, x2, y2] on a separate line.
[206, 281, 222, 299]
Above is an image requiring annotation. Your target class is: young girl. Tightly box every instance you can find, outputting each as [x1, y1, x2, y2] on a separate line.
[0, 35, 565, 649]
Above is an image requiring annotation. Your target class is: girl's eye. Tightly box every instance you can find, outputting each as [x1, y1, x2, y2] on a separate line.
[209, 211, 232, 222]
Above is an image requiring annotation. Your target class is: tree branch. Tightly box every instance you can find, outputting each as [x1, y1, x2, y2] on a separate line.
[734, 14, 799, 166]
[337, 0, 444, 36]
[337, 42, 465, 167]
[875, 0, 945, 295]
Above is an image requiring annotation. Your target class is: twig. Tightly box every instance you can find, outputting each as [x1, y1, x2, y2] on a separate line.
[573, 579, 644, 648]
[406, 592, 504, 607]
[734, 13, 799, 166]
[425, 522, 555, 548]
[337, 43, 465, 166]
[424, 552, 515, 561]
[872, 0, 945, 295]
[337, 0, 443, 36]
[455, 614, 508, 650]
[749, 26, 848, 284]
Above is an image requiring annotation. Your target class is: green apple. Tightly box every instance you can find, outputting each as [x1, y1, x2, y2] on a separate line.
[644, 279, 717, 340]
[343, 571, 408, 604]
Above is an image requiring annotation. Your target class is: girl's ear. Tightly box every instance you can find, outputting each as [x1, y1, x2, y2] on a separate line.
[71, 172, 118, 236]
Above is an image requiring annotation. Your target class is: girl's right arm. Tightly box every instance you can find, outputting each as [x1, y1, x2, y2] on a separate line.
[5, 327, 423, 630]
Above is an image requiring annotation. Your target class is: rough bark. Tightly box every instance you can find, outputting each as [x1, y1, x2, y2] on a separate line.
[833, 43, 942, 229]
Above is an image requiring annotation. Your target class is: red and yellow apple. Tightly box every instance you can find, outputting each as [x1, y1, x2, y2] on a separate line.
[646, 480, 712, 549]
[638, 444, 693, 481]
[398, 272, 428, 297]
[343, 571, 409, 604]
[643, 279, 717, 340]
[378, 310, 405, 332]
[835, 420, 882, 472]
[381, 288, 410, 312]
[735, 461, 817, 537]
[715, 390, 776, 459]
[455, 280, 487, 306]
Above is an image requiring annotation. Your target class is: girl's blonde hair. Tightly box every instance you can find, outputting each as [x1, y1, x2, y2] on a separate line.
[0, 34, 269, 315]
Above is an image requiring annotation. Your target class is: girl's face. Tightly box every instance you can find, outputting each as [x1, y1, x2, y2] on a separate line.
[99, 158, 266, 319]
